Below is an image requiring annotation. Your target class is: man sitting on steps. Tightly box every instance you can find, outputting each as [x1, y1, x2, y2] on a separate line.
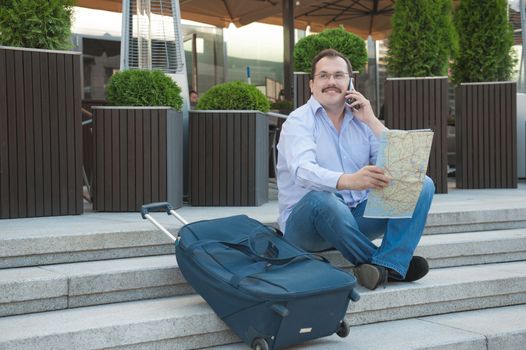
[276, 49, 435, 290]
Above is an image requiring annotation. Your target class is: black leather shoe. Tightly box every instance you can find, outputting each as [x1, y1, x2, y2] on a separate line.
[353, 264, 388, 290]
[389, 256, 429, 282]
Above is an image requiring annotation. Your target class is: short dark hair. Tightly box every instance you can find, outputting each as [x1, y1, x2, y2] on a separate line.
[311, 49, 353, 78]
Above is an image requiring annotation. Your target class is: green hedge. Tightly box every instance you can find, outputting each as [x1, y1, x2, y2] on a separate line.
[386, 0, 457, 77]
[451, 0, 515, 83]
[106, 70, 183, 111]
[0, 0, 73, 50]
[294, 27, 367, 74]
[196, 81, 270, 112]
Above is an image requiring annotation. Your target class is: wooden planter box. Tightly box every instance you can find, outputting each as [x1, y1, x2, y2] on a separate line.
[0, 46, 83, 218]
[384, 77, 449, 193]
[189, 110, 268, 206]
[455, 82, 517, 188]
[92, 107, 183, 211]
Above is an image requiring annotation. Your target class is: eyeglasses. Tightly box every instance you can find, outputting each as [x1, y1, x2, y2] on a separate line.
[313, 72, 350, 81]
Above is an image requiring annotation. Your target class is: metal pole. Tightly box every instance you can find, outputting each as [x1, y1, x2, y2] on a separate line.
[520, 0, 526, 92]
[282, 0, 294, 102]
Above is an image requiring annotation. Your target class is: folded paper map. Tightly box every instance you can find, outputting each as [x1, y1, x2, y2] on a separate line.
[364, 129, 434, 219]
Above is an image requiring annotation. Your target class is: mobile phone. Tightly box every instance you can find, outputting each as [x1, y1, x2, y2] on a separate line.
[345, 79, 359, 109]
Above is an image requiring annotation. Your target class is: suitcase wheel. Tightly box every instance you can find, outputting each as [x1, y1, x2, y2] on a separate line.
[336, 319, 350, 338]
[252, 337, 269, 350]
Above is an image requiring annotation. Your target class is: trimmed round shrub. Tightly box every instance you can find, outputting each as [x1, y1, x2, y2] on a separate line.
[196, 81, 271, 112]
[294, 27, 367, 74]
[106, 70, 183, 111]
[451, 0, 515, 83]
[0, 0, 73, 50]
[386, 0, 457, 77]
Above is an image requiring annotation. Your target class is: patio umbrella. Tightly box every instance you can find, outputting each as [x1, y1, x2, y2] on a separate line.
[178, 0, 321, 28]
[262, 0, 395, 40]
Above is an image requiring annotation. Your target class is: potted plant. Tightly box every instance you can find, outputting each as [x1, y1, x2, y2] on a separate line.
[451, 0, 517, 189]
[293, 27, 367, 108]
[384, 0, 457, 193]
[91, 69, 184, 211]
[0, 0, 83, 218]
[190, 81, 271, 206]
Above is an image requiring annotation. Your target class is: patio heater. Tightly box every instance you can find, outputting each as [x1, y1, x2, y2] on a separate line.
[120, 0, 191, 190]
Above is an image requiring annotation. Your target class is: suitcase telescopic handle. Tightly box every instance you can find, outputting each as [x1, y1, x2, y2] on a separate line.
[140, 202, 189, 242]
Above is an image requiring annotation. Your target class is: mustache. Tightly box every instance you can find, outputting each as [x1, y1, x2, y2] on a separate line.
[322, 86, 342, 93]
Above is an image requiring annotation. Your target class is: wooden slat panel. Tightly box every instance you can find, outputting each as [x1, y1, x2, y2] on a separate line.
[198, 112, 207, 205]
[455, 86, 464, 188]
[144, 110, 152, 206]
[212, 112, 221, 205]
[247, 113, 256, 204]
[240, 113, 248, 206]
[110, 109, 119, 210]
[226, 112, 234, 205]
[119, 110, 128, 210]
[219, 112, 227, 206]
[205, 112, 213, 205]
[55, 54, 67, 215]
[40, 53, 52, 216]
[48, 53, 61, 215]
[484, 84, 491, 187]
[15, 50, 27, 217]
[159, 111, 167, 203]
[93, 109, 102, 210]
[0, 49, 8, 218]
[6, 50, 18, 217]
[150, 109, 159, 203]
[440, 78, 448, 191]
[32, 52, 44, 216]
[73, 55, 82, 214]
[233, 113, 241, 205]
[127, 111, 136, 210]
[189, 111, 197, 204]
[135, 110, 144, 210]
[456, 82, 517, 188]
[64, 54, 76, 214]
[188, 111, 267, 206]
[511, 84, 518, 188]
[22, 51, 35, 217]
[466, 85, 473, 187]
[102, 109, 112, 210]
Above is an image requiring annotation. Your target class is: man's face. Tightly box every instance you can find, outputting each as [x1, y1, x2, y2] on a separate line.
[310, 56, 350, 108]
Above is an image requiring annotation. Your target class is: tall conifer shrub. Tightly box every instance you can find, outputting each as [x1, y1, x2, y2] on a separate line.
[451, 0, 515, 83]
[387, 0, 457, 77]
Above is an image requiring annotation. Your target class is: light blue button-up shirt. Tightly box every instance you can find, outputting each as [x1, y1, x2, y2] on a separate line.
[277, 96, 379, 232]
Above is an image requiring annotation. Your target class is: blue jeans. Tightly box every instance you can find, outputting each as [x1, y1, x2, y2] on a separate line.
[284, 176, 435, 279]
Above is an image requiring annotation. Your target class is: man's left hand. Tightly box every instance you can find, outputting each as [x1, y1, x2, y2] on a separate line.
[345, 90, 375, 124]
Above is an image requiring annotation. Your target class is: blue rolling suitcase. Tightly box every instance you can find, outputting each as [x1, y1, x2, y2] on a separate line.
[141, 203, 360, 350]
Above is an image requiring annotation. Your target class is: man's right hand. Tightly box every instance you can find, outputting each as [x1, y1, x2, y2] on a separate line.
[337, 166, 391, 191]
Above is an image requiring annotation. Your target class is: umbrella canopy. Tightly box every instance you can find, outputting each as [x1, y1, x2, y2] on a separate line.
[294, 0, 395, 39]
[179, 0, 287, 28]
[259, 0, 395, 40]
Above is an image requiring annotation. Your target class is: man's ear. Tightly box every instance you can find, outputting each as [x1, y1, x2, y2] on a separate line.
[309, 80, 313, 94]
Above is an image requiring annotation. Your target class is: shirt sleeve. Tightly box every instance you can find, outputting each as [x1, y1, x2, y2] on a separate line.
[278, 112, 343, 192]
[369, 127, 379, 165]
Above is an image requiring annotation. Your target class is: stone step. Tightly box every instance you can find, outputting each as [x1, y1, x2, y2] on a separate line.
[213, 305, 526, 350]
[1, 262, 525, 349]
[2, 232, 526, 317]
[2, 206, 526, 269]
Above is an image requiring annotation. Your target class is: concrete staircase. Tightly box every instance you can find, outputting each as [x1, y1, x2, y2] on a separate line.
[1, 196, 526, 349]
